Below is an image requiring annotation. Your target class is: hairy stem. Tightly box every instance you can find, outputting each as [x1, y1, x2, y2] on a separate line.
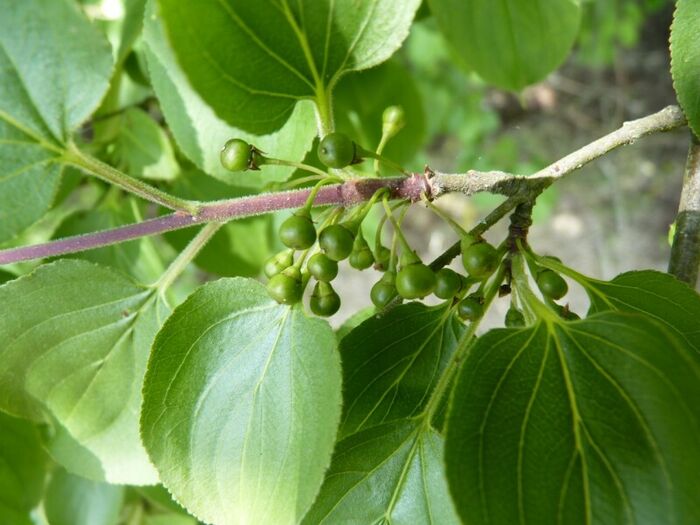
[63, 144, 198, 213]
[668, 133, 700, 287]
[0, 175, 429, 265]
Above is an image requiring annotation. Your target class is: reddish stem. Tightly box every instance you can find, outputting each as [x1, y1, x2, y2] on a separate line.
[0, 175, 429, 265]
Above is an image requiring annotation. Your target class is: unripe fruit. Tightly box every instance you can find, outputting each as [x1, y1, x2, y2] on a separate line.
[457, 294, 484, 321]
[349, 234, 374, 270]
[462, 241, 498, 278]
[371, 271, 397, 308]
[317, 132, 356, 168]
[319, 224, 355, 261]
[396, 263, 436, 299]
[267, 267, 303, 304]
[374, 246, 391, 271]
[309, 281, 341, 317]
[537, 269, 568, 300]
[264, 250, 293, 278]
[307, 252, 338, 282]
[279, 210, 316, 250]
[434, 268, 463, 299]
[220, 138, 252, 172]
[505, 306, 526, 327]
[382, 105, 405, 139]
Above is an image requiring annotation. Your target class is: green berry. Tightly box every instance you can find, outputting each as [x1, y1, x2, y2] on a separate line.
[279, 210, 316, 250]
[309, 282, 341, 317]
[307, 253, 338, 282]
[457, 294, 484, 321]
[371, 271, 397, 308]
[462, 241, 498, 279]
[319, 224, 355, 261]
[505, 306, 526, 327]
[267, 267, 303, 304]
[349, 234, 374, 270]
[396, 263, 436, 299]
[374, 246, 391, 271]
[220, 138, 252, 172]
[264, 250, 293, 278]
[459, 234, 477, 253]
[434, 268, 463, 299]
[317, 132, 356, 169]
[537, 269, 568, 300]
[349, 248, 374, 270]
[382, 105, 405, 139]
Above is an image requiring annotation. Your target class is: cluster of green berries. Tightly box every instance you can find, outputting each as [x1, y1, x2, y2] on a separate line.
[221, 133, 366, 175]
[264, 207, 380, 316]
[370, 234, 502, 324]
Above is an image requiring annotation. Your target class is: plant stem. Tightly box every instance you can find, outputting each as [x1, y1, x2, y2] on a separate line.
[668, 133, 700, 287]
[429, 105, 686, 198]
[0, 175, 428, 265]
[154, 222, 221, 292]
[263, 157, 328, 178]
[428, 196, 523, 271]
[63, 144, 198, 213]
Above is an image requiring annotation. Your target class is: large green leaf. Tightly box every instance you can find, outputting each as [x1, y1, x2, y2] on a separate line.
[671, 0, 700, 137]
[43, 468, 124, 525]
[304, 420, 459, 524]
[141, 278, 342, 525]
[334, 59, 426, 168]
[585, 270, 700, 355]
[445, 313, 700, 524]
[0, 412, 49, 525]
[154, 0, 421, 133]
[0, 0, 113, 241]
[0, 260, 166, 484]
[428, 0, 582, 90]
[142, 0, 317, 188]
[339, 303, 464, 438]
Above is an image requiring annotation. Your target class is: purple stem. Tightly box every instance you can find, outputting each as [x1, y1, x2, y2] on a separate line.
[0, 174, 429, 265]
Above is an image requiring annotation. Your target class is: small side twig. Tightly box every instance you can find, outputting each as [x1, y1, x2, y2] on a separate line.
[429, 105, 686, 198]
[668, 133, 700, 287]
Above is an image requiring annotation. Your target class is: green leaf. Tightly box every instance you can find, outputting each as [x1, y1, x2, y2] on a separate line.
[586, 270, 700, 355]
[0, 412, 49, 525]
[303, 420, 459, 524]
[116, 0, 147, 65]
[154, 0, 421, 133]
[43, 468, 124, 525]
[336, 306, 376, 341]
[0, 260, 166, 484]
[671, 0, 700, 137]
[339, 302, 465, 438]
[445, 313, 700, 524]
[110, 107, 179, 181]
[427, 0, 582, 90]
[141, 278, 342, 525]
[0, 0, 113, 241]
[334, 59, 426, 168]
[142, 0, 316, 188]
